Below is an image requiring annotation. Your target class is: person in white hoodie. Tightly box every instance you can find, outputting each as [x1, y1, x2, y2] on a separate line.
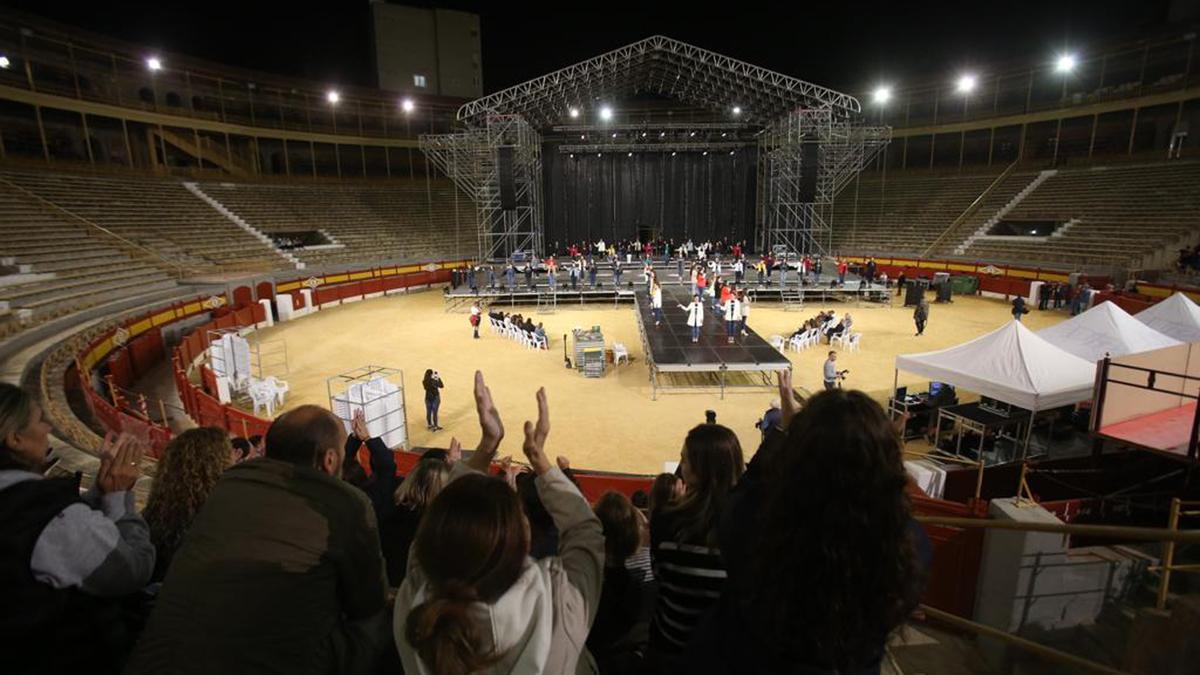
[394, 372, 605, 675]
[678, 294, 704, 343]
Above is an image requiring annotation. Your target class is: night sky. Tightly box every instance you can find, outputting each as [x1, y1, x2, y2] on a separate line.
[2, 0, 1184, 93]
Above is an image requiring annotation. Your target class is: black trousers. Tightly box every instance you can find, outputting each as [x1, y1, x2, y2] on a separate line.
[915, 318, 926, 335]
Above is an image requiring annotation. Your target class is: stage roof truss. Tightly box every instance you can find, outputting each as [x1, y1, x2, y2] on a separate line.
[457, 36, 861, 127]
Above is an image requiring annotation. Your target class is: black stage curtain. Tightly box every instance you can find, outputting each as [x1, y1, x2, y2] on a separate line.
[542, 144, 758, 248]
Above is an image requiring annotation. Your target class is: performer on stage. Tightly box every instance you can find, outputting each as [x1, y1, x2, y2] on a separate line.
[650, 280, 665, 327]
[469, 302, 481, 339]
[738, 289, 750, 336]
[723, 291, 741, 344]
[678, 294, 704, 343]
[505, 262, 516, 289]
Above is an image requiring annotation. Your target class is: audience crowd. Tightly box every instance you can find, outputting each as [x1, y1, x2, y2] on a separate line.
[2, 366, 929, 674]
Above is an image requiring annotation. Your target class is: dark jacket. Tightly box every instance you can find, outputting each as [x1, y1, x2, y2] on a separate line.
[379, 504, 422, 587]
[126, 458, 388, 675]
[345, 434, 398, 525]
[422, 376, 442, 400]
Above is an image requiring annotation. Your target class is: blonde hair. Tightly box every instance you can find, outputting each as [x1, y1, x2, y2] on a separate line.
[143, 428, 232, 567]
[394, 458, 450, 509]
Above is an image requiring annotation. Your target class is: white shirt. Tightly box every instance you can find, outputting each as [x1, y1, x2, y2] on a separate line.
[651, 287, 663, 308]
[739, 296, 750, 319]
[681, 301, 704, 327]
[723, 299, 740, 321]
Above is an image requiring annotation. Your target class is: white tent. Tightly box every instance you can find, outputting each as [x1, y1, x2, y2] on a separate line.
[1037, 301, 1180, 363]
[895, 321, 1096, 411]
[1136, 292, 1200, 343]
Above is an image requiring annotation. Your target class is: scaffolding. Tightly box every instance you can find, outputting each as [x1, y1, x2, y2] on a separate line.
[421, 115, 544, 262]
[759, 109, 891, 258]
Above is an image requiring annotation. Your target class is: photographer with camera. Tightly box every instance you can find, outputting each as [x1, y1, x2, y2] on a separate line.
[422, 369, 444, 431]
[822, 351, 848, 391]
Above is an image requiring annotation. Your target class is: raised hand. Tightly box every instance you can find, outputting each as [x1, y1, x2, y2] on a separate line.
[522, 387, 552, 475]
[351, 409, 371, 441]
[468, 371, 504, 472]
[447, 436, 462, 465]
[96, 433, 145, 494]
[777, 369, 804, 430]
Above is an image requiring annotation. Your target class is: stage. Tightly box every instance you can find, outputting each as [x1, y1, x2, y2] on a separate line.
[443, 260, 891, 313]
[633, 284, 792, 399]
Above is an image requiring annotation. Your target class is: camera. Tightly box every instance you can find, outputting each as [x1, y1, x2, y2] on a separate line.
[838, 369, 850, 377]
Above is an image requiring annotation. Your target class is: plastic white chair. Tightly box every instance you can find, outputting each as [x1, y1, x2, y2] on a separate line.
[787, 334, 805, 352]
[769, 335, 785, 350]
[248, 380, 276, 417]
[265, 376, 289, 406]
[846, 333, 862, 352]
[535, 334, 548, 350]
[831, 331, 850, 349]
[614, 343, 629, 365]
[801, 328, 819, 349]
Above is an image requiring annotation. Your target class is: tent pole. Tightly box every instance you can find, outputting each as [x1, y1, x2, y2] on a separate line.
[1022, 411, 1035, 460]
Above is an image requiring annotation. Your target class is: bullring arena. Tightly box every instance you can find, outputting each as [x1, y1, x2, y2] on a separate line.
[4, 4, 1200, 674]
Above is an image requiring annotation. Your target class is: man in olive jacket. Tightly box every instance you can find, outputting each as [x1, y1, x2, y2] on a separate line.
[126, 406, 388, 674]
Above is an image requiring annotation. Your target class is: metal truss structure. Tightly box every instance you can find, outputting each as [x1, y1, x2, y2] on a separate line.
[758, 109, 890, 258]
[423, 35, 885, 261]
[421, 115, 544, 261]
[457, 36, 860, 127]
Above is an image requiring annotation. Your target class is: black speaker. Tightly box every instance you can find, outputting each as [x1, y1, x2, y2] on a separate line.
[904, 282, 924, 307]
[498, 147, 516, 210]
[936, 283, 953, 303]
[799, 143, 819, 202]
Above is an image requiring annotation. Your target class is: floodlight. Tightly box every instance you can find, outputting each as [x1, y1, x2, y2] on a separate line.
[732, 105, 742, 115]
[326, 90, 340, 104]
[873, 86, 891, 104]
[401, 98, 415, 113]
[569, 107, 580, 118]
[627, 152, 633, 157]
[599, 105, 613, 121]
[956, 74, 976, 93]
[1056, 54, 1076, 73]
[0, 55, 10, 69]
[146, 57, 163, 72]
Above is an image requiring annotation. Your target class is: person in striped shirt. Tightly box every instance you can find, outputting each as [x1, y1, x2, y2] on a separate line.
[646, 424, 745, 671]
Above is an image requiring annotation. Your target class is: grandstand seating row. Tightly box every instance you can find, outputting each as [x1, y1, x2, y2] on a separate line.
[830, 160, 1200, 269]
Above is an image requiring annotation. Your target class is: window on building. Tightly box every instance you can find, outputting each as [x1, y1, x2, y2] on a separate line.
[413, 74, 427, 88]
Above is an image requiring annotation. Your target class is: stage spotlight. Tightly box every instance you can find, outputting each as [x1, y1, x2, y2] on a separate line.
[689, 131, 696, 137]
[146, 57, 163, 72]
[0, 55, 10, 69]
[627, 152, 633, 157]
[873, 86, 891, 104]
[671, 152, 677, 157]
[1056, 54, 1077, 73]
[702, 151, 708, 156]
[401, 98, 415, 113]
[729, 150, 735, 155]
[599, 105, 613, 121]
[326, 90, 340, 104]
[641, 132, 647, 137]
[580, 134, 586, 140]
[569, 153, 575, 158]
[956, 74, 976, 93]
[611, 132, 618, 138]
[732, 105, 742, 115]
[596, 153, 602, 157]
[569, 107, 580, 118]
[721, 132, 727, 137]
[659, 131, 665, 138]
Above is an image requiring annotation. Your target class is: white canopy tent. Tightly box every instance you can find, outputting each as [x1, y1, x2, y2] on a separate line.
[894, 321, 1096, 412]
[1136, 292, 1200, 343]
[1037, 301, 1180, 363]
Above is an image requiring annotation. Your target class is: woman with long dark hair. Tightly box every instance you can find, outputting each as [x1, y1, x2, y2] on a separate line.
[142, 427, 232, 581]
[684, 373, 927, 674]
[393, 372, 604, 675]
[421, 369, 443, 431]
[646, 423, 744, 668]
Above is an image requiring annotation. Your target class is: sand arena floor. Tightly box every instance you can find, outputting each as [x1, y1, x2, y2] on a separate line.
[239, 289, 1068, 475]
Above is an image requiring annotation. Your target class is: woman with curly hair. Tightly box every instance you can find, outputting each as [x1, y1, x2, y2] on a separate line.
[142, 427, 232, 582]
[683, 375, 929, 675]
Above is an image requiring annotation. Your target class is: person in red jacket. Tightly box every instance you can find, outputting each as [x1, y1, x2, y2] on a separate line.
[836, 259, 848, 285]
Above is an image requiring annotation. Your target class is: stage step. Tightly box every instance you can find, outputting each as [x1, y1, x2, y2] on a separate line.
[537, 291, 557, 314]
[781, 288, 804, 310]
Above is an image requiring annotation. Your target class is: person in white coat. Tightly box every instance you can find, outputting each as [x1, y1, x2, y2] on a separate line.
[678, 295, 704, 343]
[394, 373, 604, 675]
[737, 290, 750, 336]
[723, 293, 741, 344]
[650, 281, 665, 327]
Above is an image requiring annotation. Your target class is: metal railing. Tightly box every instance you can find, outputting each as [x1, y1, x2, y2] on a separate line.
[920, 159, 1020, 257]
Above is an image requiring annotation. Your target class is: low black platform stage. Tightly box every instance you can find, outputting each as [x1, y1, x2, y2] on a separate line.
[634, 284, 791, 399]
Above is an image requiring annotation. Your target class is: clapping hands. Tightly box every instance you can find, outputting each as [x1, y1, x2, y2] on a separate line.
[95, 432, 145, 494]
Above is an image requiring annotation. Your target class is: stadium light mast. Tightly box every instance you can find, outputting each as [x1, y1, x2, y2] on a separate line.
[1056, 53, 1077, 98]
[599, 105, 614, 122]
